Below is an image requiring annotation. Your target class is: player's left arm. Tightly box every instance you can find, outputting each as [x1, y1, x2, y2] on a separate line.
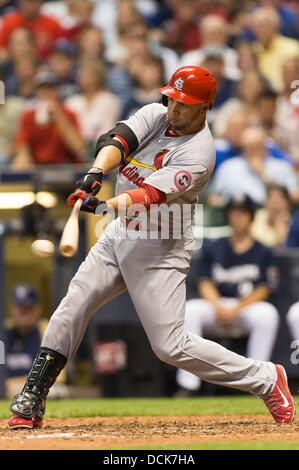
[69, 183, 166, 214]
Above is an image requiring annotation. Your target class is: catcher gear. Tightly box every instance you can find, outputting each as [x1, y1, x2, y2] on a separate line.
[9, 347, 66, 429]
[159, 66, 217, 108]
[76, 168, 104, 196]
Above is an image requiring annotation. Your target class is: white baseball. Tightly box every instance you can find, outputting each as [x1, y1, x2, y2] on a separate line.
[31, 239, 55, 257]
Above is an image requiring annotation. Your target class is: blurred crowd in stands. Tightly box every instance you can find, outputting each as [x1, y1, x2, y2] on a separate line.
[0, 0, 299, 245]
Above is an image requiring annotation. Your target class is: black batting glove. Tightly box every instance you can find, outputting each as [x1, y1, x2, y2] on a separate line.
[67, 189, 108, 215]
[76, 168, 104, 196]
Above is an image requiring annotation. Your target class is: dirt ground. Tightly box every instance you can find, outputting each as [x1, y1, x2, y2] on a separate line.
[0, 415, 299, 450]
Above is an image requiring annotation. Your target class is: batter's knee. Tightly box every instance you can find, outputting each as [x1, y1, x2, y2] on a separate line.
[151, 334, 186, 366]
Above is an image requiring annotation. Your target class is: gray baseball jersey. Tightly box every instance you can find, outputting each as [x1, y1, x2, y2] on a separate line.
[42, 103, 277, 398]
[115, 103, 215, 245]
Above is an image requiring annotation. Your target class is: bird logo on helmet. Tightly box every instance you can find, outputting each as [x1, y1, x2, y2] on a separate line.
[174, 78, 184, 91]
[159, 66, 217, 109]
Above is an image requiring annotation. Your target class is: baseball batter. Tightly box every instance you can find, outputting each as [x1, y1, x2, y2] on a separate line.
[8, 66, 295, 429]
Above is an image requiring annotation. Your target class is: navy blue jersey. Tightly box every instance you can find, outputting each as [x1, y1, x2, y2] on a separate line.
[5, 327, 40, 378]
[197, 238, 278, 298]
[286, 210, 299, 248]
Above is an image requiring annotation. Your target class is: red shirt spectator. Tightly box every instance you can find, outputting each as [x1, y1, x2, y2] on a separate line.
[13, 70, 84, 168]
[16, 105, 82, 164]
[0, 10, 64, 59]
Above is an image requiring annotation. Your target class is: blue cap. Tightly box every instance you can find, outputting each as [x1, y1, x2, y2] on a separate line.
[52, 39, 77, 58]
[11, 284, 39, 307]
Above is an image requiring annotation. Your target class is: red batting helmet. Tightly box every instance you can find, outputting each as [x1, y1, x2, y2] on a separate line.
[158, 66, 217, 108]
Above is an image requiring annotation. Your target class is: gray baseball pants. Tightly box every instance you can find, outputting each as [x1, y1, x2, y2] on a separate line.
[42, 218, 276, 398]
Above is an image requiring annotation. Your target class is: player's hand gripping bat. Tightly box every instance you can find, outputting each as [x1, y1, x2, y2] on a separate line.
[60, 190, 109, 257]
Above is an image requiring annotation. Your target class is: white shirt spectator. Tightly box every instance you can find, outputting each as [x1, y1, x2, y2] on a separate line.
[209, 155, 297, 204]
[66, 91, 121, 141]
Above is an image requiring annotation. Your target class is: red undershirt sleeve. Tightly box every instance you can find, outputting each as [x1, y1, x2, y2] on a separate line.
[123, 183, 167, 210]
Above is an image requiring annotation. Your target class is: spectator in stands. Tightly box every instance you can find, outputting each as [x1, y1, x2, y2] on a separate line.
[214, 110, 250, 171]
[251, 184, 292, 247]
[256, 0, 299, 40]
[104, 0, 143, 65]
[255, 89, 278, 137]
[91, 0, 118, 42]
[176, 194, 279, 395]
[119, 21, 178, 81]
[209, 127, 298, 205]
[120, 55, 165, 119]
[6, 26, 35, 60]
[48, 39, 79, 101]
[228, 6, 252, 49]
[0, 0, 65, 61]
[214, 110, 291, 172]
[199, 46, 236, 128]
[250, 7, 299, 91]
[4, 283, 66, 399]
[236, 40, 258, 73]
[66, 60, 121, 162]
[0, 0, 17, 16]
[213, 70, 267, 138]
[274, 56, 299, 167]
[41, 0, 95, 42]
[5, 52, 37, 99]
[181, 14, 241, 81]
[5, 284, 42, 380]
[1, 27, 36, 91]
[0, 74, 25, 163]
[12, 70, 84, 169]
[285, 209, 299, 248]
[107, 21, 177, 106]
[162, 0, 203, 53]
[77, 25, 105, 62]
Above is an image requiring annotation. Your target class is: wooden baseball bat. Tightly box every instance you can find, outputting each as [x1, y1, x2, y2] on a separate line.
[59, 199, 82, 257]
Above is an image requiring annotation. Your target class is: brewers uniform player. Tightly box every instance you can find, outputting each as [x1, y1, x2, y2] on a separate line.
[8, 66, 295, 429]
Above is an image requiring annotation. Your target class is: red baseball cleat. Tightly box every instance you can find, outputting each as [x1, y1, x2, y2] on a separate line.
[8, 414, 43, 430]
[264, 364, 295, 423]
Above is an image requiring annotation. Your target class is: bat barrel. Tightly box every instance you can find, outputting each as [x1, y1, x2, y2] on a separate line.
[59, 199, 82, 257]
